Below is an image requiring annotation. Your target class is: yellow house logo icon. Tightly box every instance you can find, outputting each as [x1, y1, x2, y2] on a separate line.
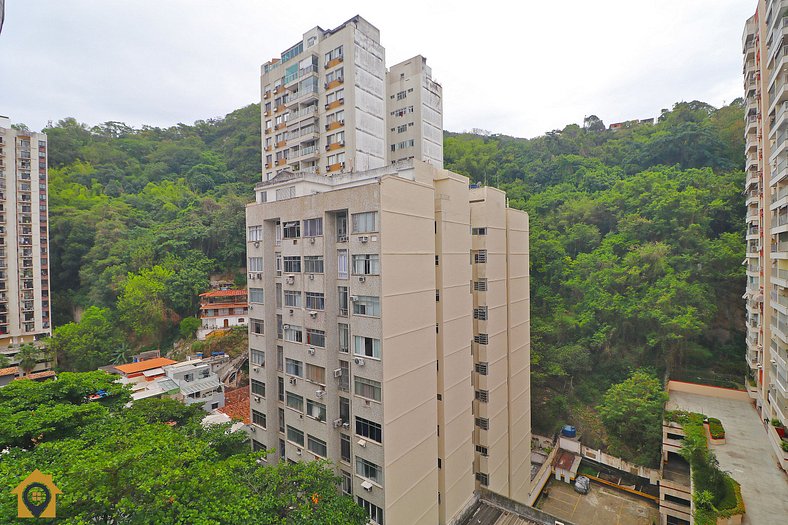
[11, 469, 61, 518]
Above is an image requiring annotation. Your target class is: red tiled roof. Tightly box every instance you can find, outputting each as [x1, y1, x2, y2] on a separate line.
[15, 370, 56, 381]
[114, 358, 176, 375]
[0, 366, 19, 377]
[219, 387, 251, 424]
[199, 289, 247, 298]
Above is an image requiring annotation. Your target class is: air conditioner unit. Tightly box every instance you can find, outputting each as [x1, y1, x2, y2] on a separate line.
[354, 357, 365, 366]
[248, 272, 254, 279]
[309, 237, 316, 244]
[342, 422, 350, 429]
[309, 311, 318, 318]
[253, 367, 259, 373]
[350, 295, 359, 302]
[333, 368, 342, 378]
[333, 418, 344, 428]
[254, 241, 261, 248]
[250, 426, 256, 432]
[358, 276, 366, 283]
[357, 439, 367, 448]
[359, 236, 369, 243]
[315, 389, 325, 398]
[309, 273, 315, 280]
[296, 449, 302, 456]
[338, 235, 348, 242]
[254, 395, 260, 403]
[308, 347, 316, 355]
[283, 324, 291, 329]
[256, 272, 263, 279]
[289, 377, 297, 384]
[360, 480, 373, 491]
[289, 309, 294, 316]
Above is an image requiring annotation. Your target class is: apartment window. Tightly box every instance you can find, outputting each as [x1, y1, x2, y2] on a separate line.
[265, 120, 272, 130]
[308, 435, 327, 457]
[276, 254, 282, 276]
[307, 399, 327, 420]
[390, 105, 414, 117]
[326, 67, 344, 83]
[397, 124, 407, 133]
[305, 329, 326, 348]
[248, 257, 263, 272]
[339, 360, 350, 392]
[476, 472, 489, 486]
[472, 227, 487, 235]
[252, 410, 267, 428]
[285, 358, 303, 377]
[251, 349, 265, 367]
[284, 290, 301, 308]
[352, 254, 379, 275]
[306, 363, 326, 385]
[355, 457, 382, 484]
[338, 323, 349, 353]
[327, 131, 345, 145]
[339, 396, 350, 422]
[475, 362, 488, 375]
[396, 90, 406, 100]
[326, 89, 345, 104]
[355, 416, 382, 443]
[475, 390, 489, 403]
[286, 426, 304, 446]
[474, 334, 489, 345]
[325, 45, 343, 62]
[474, 279, 487, 292]
[278, 439, 285, 457]
[351, 212, 377, 233]
[354, 336, 381, 359]
[353, 296, 380, 317]
[475, 417, 489, 430]
[326, 109, 345, 124]
[341, 471, 352, 495]
[327, 152, 345, 165]
[305, 292, 325, 311]
[276, 345, 284, 371]
[284, 324, 303, 343]
[338, 250, 349, 279]
[358, 497, 384, 525]
[304, 256, 324, 274]
[338, 286, 349, 316]
[354, 376, 382, 402]
[473, 307, 488, 320]
[283, 256, 301, 273]
[249, 288, 264, 303]
[473, 250, 487, 263]
[303, 217, 323, 237]
[286, 392, 304, 412]
[252, 380, 266, 397]
[340, 434, 351, 462]
[283, 221, 300, 238]
[252, 439, 266, 452]
[248, 225, 263, 241]
[278, 407, 285, 432]
[436, 290, 440, 302]
[251, 319, 264, 335]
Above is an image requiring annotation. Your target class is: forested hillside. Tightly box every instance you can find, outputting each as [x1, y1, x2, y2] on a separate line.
[37, 99, 745, 441]
[445, 101, 746, 438]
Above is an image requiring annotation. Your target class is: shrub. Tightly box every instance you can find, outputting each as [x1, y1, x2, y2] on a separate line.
[781, 440, 788, 452]
[771, 418, 784, 427]
[707, 417, 725, 439]
[179, 316, 201, 339]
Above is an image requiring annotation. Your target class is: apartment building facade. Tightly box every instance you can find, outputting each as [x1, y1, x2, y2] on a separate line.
[0, 117, 52, 373]
[245, 160, 530, 525]
[259, 16, 442, 183]
[743, 1, 788, 429]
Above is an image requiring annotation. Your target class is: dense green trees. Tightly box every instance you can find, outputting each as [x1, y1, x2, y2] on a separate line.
[0, 373, 366, 524]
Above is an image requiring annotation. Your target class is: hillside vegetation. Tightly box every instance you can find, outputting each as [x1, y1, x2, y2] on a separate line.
[35, 100, 745, 442]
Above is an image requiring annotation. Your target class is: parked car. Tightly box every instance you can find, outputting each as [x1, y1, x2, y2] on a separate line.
[574, 476, 590, 494]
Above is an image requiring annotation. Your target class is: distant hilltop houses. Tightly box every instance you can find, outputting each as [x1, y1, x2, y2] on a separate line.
[608, 117, 657, 130]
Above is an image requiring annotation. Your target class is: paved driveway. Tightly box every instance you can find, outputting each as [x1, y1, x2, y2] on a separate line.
[668, 391, 788, 525]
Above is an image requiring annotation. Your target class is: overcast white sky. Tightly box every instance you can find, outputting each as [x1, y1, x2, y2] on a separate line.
[0, 0, 754, 138]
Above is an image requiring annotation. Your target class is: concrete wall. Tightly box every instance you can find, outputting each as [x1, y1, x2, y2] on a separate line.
[667, 380, 750, 401]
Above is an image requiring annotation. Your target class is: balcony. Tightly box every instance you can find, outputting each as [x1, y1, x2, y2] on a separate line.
[274, 85, 285, 95]
[773, 158, 788, 184]
[286, 86, 318, 107]
[295, 145, 319, 161]
[275, 104, 286, 114]
[275, 140, 286, 149]
[774, 267, 788, 286]
[747, 208, 760, 224]
[287, 105, 317, 123]
[326, 162, 345, 173]
[284, 64, 317, 85]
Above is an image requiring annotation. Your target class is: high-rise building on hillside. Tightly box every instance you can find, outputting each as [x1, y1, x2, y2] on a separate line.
[259, 16, 443, 182]
[0, 117, 53, 374]
[247, 16, 532, 525]
[743, 0, 788, 433]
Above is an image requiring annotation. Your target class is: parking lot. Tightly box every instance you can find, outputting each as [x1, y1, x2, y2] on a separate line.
[536, 478, 659, 525]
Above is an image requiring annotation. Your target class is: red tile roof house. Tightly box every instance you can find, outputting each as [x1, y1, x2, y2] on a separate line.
[198, 289, 249, 340]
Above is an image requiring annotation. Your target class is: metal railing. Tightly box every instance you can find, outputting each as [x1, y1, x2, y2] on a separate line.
[284, 65, 318, 84]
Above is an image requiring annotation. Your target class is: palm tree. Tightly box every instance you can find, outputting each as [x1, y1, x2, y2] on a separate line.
[15, 343, 41, 376]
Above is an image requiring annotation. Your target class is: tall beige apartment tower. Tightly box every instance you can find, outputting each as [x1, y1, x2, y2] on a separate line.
[259, 16, 443, 183]
[246, 160, 530, 525]
[743, 0, 788, 433]
[0, 117, 53, 371]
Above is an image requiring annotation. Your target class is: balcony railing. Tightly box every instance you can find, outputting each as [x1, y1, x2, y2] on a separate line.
[284, 65, 318, 85]
[288, 105, 317, 122]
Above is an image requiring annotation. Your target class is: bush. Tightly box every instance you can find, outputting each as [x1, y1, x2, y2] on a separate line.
[179, 317, 201, 339]
[771, 418, 783, 427]
[707, 417, 725, 439]
[781, 440, 788, 452]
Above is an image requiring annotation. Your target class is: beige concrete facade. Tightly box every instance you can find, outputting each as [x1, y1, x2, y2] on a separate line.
[0, 117, 52, 372]
[245, 160, 529, 524]
[743, 1, 788, 428]
[259, 16, 442, 182]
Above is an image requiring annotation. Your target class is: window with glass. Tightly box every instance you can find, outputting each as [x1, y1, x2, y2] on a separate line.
[352, 254, 379, 275]
[276, 254, 282, 276]
[283, 221, 300, 238]
[475, 362, 488, 375]
[473, 250, 487, 263]
[283, 290, 301, 308]
[341, 471, 352, 495]
[306, 399, 327, 421]
[341, 434, 351, 462]
[251, 349, 265, 367]
[472, 227, 487, 235]
[326, 88, 344, 104]
[305, 292, 325, 310]
[278, 377, 284, 401]
[326, 67, 344, 83]
[305, 363, 326, 384]
[353, 296, 380, 317]
[473, 306, 488, 320]
[339, 360, 350, 392]
[351, 212, 377, 233]
[286, 391, 304, 411]
[251, 379, 266, 397]
[286, 426, 304, 446]
[248, 225, 263, 241]
[278, 408, 285, 432]
[277, 345, 284, 371]
[355, 457, 382, 484]
[355, 416, 382, 443]
[283, 256, 301, 273]
[285, 358, 303, 377]
[252, 410, 267, 428]
[339, 396, 350, 422]
[353, 335, 381, 359]
[338, 323, 349, 353]
[337, 250, 349, 279]
[474, 279, 487, 292]
[306, 328, 325, 348]
[248, 257, 263, 272]
[275, 283, 282, 307]
[354, 376, 382, 401]
[357, 497, 384, 525]
[338, 286, 349, 316]
[249, 288, 264, 303]
[302, 217, 322, 237]
[251, 319, 264, 335]
[325, 45, 343, 62]
[307, 435, 327, 457]
[304, 256, 324, 273]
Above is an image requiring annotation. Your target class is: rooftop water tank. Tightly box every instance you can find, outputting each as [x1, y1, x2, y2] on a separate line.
[561, 425, 577, 438]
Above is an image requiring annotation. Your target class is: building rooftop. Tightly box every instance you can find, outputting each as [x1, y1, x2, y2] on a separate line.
[14, 370, 56, 381]
[199, 289, 247, 298]
[179, 376, 222, 396]
[0, 366, 18, 377]
[458, 502, 540, 525]
[114, 358, 177, 375]
[219, 387, 251, 424]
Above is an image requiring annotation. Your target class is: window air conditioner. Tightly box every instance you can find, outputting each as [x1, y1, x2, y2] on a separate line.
[249, 273, 254, 279]
[283, 324, 290, 330]
[354, 357, 365, 366]
[359, 236, 369, 243]
[309, 273, 315, 280]
[289, 377, 297, 385]
[333, 368, 342, 378]
[360, 480, 373, 491]
[254, 395, 260, 403]
[289, 309, 294, 316]
[308, 347, 316, 355]
[342, 422, 350, 429]
[315, 390, 325, 398]
[333, 418, 343, 428]
[254, 241, 260, 248]
[309, 311, 317, 318]
[309, 237, 316, 244]
[358, 276, 366, 283]
[350, 295, 359, 302]
[338, 235, 348, 242]
[357, 439, 367, 447]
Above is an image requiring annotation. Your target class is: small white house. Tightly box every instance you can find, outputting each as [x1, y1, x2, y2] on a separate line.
[197, 289, 248, 340]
